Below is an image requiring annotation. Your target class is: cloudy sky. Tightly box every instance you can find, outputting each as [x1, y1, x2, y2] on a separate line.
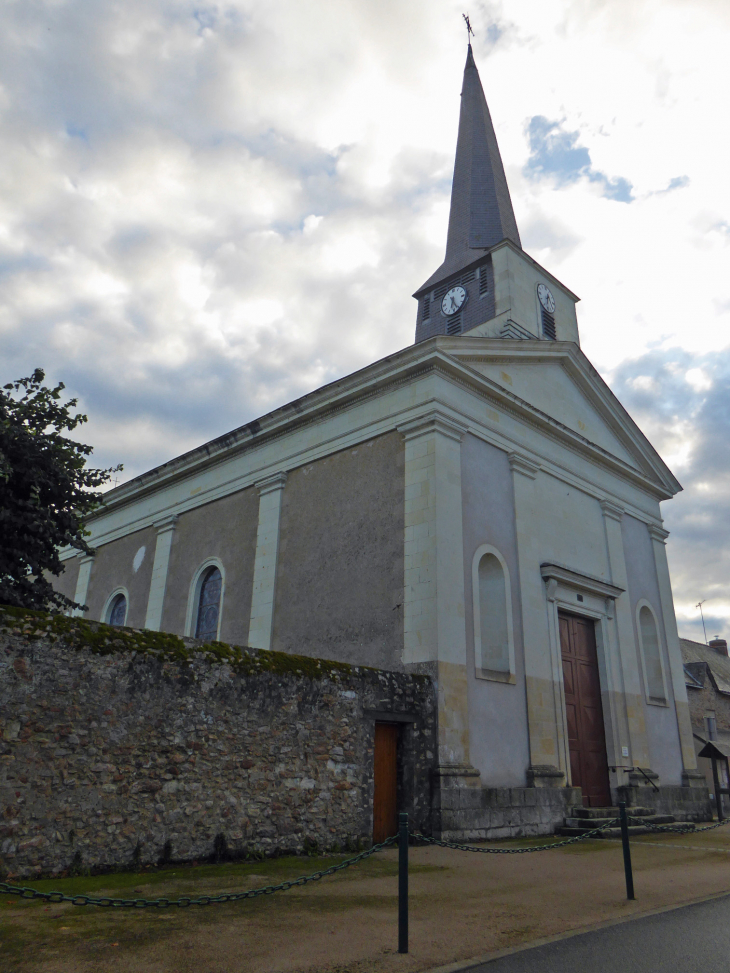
[1, 0, 728, 640]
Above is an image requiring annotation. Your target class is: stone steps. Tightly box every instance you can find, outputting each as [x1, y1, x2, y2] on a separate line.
[557, 805, 691, 839]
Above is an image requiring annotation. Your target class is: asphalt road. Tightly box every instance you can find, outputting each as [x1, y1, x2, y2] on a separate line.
[467, 894, 730, 972]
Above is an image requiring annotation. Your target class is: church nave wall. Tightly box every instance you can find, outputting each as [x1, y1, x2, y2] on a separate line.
[48, 555, 81, 607]
[84, 526, 157, 629]
[160, 486, 259, 646]
[271, 432, 405, 670]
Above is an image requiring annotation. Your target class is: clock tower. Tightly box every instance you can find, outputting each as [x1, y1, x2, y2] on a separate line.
[414, 45, 581, 345]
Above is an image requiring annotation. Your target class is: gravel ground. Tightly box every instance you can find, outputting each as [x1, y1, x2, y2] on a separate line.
[4, 828, 730, 973]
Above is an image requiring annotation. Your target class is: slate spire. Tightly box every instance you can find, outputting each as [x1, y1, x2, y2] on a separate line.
[447, 44, 521, 255]
[418, 45, 521, 292]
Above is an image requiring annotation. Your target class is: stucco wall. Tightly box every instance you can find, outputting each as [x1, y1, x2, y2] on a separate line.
[50, 556, 81, 606]
[460, 434, 529, 786]
[530, 475, 610, 580]
[84, 526, 157, 627]
[622, 513, 683, 784]
[161, 486, 259, 645]
[272, 432, 405, 669]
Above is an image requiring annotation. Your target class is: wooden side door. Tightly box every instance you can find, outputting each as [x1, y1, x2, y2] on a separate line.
[373, 723, 398, 842]
[559, 612, 612, 807]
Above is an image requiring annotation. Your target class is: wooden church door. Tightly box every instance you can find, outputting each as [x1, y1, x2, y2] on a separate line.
[559, 612, 612, 807]
[373, 723, 398, 842]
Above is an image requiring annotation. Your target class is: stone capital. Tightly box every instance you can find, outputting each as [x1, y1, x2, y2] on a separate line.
[153, 514, 178, 535]
[600, 499, 624, 523]
[255, 471, 288, 496]
[648, 523, 670, 544]
[397, 411, 468, 444]
[508, 452, 540, 479]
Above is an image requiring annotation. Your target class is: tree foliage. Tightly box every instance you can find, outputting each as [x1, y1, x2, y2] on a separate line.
[0, 369, 120, 612]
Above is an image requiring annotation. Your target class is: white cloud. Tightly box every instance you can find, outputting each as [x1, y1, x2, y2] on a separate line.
[1, 0, 729, 638]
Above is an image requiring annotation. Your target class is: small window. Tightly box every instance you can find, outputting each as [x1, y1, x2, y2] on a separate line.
[541, 307, 556, 339]
[706, 713, 718, 741]
[107, 593, 127, 627]
[195, 566, 222, 641]
[638, 604, 666, 703]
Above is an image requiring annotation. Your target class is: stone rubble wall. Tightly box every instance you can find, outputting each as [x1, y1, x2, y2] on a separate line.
[0, 609, 436, 879]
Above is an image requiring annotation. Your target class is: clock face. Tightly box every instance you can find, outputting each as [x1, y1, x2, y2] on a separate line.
[537, 283, 555, 314]
[441, 285, 467, 316]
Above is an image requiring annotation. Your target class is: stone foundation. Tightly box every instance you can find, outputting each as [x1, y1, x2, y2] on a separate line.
[433, 780, 583, 840]
[617, 784, 712, 822]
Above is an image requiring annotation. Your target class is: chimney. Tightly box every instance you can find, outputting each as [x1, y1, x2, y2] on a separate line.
[709, 637, 728, 656]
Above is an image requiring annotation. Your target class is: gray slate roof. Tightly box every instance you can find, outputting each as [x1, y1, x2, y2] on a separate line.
[681, 638, 730, 695]
[416, 45, 521, 295]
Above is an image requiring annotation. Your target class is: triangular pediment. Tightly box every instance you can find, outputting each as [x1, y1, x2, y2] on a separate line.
[447, 339, 680, 495]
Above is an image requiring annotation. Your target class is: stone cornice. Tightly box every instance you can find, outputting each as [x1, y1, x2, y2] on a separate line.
[74, 336, 681, 548]
[540, 562, 625, 599]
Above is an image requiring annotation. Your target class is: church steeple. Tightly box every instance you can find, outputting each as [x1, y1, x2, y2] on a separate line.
[418, 45, 520, 300]
[445, 44, 521, 261]
[414, 43, 579, 345]
[414, 44, 530, 342]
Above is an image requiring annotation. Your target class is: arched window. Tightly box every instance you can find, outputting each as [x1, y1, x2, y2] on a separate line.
[638, 603, 666, 703]
[195, 566, 222, 641]
[472, 546, 515, 683]
[107, 593, 127, 627]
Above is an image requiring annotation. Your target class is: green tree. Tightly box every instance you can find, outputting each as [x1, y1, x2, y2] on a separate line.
[0, 368, 120, 612]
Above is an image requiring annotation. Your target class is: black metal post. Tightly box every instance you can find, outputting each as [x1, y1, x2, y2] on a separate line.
[618, 801, 635, 901]
[398, 812, 408, 954]
[711, 757, 724, 822]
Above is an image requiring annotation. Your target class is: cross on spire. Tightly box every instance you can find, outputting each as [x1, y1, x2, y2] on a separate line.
[462, 13, 475, 44]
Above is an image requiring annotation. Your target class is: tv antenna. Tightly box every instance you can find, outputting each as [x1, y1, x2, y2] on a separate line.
[696, 600, 708, 644]
[462, 13, 475, 43]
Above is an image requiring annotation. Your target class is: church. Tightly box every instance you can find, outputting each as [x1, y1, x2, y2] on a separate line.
[53, 45, 709, 835]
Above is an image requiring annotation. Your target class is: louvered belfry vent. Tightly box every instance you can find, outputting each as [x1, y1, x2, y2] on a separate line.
[422, 294, 431, 320]
[446, 314, 462, 336]
[541, 308, 556, 340]
[434, 282, 450, 303]
[479, 266, 489, 296]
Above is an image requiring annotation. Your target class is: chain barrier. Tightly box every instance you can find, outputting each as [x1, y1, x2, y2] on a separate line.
[408, 817, 619, 853]
[4, 811, 727, 909]
[0, 835, 397, 908]
[643, 817, 730, 835]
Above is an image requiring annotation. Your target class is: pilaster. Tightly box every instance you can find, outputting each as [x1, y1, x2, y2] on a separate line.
[508, 452, 562, 774]
[600, 499, 651, 772]
[648, 523, 698, 772]
[399, 411, 473, 770]
[72, 554, 95, 616]
[248, 472, 287, 651]
[144, 515, 178, 631]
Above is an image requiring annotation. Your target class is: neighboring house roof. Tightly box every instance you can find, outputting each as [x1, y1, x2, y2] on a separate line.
[681, 638, 730, 696]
